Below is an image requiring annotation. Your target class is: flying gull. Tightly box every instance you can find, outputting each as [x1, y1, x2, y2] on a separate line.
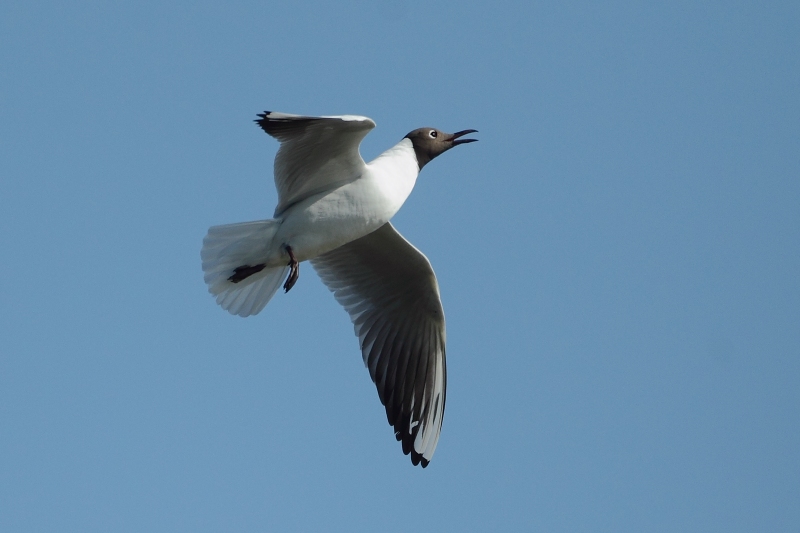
[201, 111, 477, 467]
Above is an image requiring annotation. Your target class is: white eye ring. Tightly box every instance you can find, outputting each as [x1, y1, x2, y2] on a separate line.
[428, 130, 437, 138]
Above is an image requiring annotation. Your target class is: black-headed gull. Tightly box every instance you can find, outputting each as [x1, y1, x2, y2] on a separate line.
[201, 112, 477, 467]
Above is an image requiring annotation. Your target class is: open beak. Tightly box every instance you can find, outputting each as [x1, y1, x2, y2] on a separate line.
[450, 129, 479, 146]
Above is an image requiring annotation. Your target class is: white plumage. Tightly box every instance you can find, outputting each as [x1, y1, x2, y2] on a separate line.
[201, 111, 477, 467]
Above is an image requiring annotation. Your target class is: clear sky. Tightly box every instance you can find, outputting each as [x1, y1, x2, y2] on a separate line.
[1, 1, 798, 531]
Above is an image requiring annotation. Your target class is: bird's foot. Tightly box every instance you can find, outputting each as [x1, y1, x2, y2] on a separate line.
[283, 246, 299, 292]
[228, 263, 266, 283]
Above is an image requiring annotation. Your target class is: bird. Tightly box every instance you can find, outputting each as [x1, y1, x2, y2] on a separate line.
[201, 111, 477, 467]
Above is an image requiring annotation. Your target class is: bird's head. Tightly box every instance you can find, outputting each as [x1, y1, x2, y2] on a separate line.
[404, 127, 478, 170]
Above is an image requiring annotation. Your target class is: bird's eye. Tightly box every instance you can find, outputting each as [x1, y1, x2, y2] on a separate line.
[429, 130, 437, 138]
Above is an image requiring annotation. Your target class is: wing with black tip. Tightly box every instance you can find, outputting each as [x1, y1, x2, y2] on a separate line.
[311, 222, 447, 467]
[255, 112, 376, 215]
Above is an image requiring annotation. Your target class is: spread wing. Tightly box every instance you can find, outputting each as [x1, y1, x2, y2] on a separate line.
[255, 111, 376, 215]
[311, 223, 447, 467]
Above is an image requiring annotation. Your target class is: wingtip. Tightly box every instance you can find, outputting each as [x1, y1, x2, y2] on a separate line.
[254, 111, 275, 133]
[398, 429, 431, 468]
[410, 450, 430, 468]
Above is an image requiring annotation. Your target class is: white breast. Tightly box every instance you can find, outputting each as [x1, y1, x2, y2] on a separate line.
[272, 138, 420, 263]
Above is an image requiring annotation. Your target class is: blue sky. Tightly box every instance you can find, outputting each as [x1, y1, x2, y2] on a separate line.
[1, 1, 798, 531]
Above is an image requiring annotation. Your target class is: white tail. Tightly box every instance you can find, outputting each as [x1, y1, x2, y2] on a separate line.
[201, 219, 288, 317]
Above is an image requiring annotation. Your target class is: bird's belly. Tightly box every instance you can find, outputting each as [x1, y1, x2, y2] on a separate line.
[272, 180, 398, 263]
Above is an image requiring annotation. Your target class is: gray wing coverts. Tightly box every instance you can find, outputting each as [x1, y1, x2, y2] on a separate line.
[311, 223, 447, 467]
[255, 112, 375, 215]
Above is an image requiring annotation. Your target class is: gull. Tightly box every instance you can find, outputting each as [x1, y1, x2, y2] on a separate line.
[201, 111, 477, 467]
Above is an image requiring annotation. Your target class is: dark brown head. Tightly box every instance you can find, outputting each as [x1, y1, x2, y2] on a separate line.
[404, 128, 478, 170]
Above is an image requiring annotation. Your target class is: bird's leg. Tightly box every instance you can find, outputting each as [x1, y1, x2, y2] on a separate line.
[283, 245, 299, 293]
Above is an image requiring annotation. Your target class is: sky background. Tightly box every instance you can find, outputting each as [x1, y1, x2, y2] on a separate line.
[1, 1, 798, 531]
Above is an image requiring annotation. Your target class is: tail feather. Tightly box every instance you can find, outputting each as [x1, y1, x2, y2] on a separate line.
[201, 219, 287, 317]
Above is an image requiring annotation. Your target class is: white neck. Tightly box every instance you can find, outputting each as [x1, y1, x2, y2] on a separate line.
[366, 138, 421, 214]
